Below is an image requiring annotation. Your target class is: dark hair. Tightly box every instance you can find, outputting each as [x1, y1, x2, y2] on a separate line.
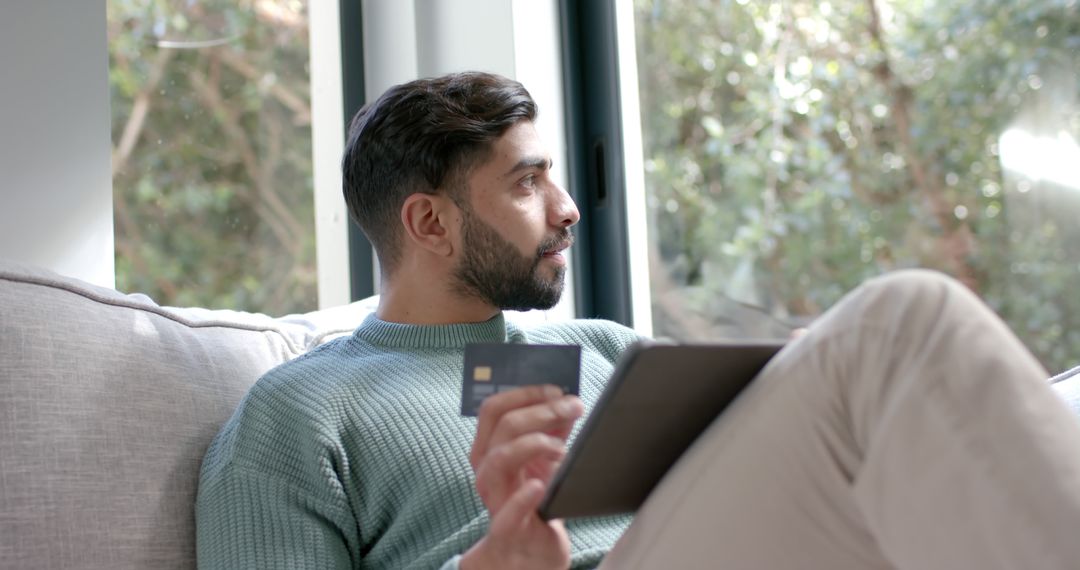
[342, 71, 538, 272]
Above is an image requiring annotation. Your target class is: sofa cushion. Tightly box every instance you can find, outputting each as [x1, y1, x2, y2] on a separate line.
[1051, 366, 1080, 413]
[0, 262, 373, 569]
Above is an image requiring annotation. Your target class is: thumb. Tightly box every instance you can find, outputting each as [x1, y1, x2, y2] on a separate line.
[490, 479, 546, 536]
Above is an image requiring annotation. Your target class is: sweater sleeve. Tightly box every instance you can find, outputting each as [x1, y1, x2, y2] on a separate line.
[196, 462, 357, 569]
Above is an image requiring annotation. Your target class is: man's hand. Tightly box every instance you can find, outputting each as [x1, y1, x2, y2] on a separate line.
[463, 384, 585, 569]
[460, 479, 571, 570]
[469, 384, 583, 516]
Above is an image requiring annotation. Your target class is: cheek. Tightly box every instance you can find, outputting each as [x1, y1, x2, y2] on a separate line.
[516, 204, 550, 241]
[497, 198, 547, 238]
[492, 223, 541, 259]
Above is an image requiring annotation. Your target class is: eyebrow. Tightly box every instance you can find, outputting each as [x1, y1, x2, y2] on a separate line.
[503, 155, 553, 178]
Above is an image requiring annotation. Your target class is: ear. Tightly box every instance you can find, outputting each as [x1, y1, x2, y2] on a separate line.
[400, 192, 457, 257]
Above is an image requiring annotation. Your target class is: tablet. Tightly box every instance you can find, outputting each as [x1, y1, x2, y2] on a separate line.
[537, 340, 786, 520]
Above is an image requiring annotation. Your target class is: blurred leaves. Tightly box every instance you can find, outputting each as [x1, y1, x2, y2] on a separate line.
[108, 0, 316, 316]
[637, 0, 1080, 372]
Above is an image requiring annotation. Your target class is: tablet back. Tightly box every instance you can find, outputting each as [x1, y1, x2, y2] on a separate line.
[539, 341, 785, 520]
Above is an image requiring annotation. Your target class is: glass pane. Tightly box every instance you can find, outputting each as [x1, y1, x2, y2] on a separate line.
[108, 0, 317, 314]
[634, 0, 1080, 372]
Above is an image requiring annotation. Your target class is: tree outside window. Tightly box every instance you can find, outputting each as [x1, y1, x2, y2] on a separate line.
[636, 0, 1080, 373]
[108, 0, 316, 315]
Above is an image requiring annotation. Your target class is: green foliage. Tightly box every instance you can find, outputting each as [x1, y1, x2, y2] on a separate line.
[636, 0, 1080, 372]
[108, 0, 316, 316]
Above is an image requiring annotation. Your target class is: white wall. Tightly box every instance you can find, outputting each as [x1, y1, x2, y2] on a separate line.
[0, 0, 115, 287]
[414, 0, 516, 79]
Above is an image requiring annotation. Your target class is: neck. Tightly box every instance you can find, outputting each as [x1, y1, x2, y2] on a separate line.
[376, 272, 499, 326]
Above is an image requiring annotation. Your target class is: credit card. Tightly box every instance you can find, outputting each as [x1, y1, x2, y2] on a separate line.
[460, 343, 581, 416]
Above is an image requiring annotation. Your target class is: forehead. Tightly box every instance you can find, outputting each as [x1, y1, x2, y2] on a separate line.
[470, 121, 550, 182]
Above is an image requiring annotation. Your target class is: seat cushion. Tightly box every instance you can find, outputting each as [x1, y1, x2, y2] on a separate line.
[1051, 366, 1080, 415]
[0, 261, 372, 569]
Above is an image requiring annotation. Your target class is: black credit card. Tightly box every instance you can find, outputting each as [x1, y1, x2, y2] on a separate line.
[460, 343, 581, 416]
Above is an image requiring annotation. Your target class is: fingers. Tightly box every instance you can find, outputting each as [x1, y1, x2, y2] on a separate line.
[473, 385, 561, 460]
[471, 385, 583, 469]
[475, 432, 566, 509]
[489, 478, 546, 538]
[465, 478, 571, 570]
[468, 384, 585, 520]
[486, 395, 583, 451]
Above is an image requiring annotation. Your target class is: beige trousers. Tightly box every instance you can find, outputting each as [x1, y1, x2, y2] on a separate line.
[601, 270, 1080, 569]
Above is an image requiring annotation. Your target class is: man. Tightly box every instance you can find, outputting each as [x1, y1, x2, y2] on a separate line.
[197, 72, 1080, 569]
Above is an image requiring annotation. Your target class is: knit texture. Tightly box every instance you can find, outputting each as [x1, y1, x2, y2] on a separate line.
[196, 313, 640, 569]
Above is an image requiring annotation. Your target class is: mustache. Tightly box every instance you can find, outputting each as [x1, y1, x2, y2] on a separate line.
[536, 230, 574, 257]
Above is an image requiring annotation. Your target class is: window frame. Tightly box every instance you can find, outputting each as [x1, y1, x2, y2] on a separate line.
[559, 0, 652, 333]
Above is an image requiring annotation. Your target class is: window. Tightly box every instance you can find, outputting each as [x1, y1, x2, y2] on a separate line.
[107, 0, 318, 314]
[631, 0, 1080, 372]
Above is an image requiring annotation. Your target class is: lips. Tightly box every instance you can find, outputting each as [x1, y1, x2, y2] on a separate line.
[541, 238, 573, 257]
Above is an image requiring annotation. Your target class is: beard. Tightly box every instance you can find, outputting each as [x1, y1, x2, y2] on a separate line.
[452, 207, 571, 311]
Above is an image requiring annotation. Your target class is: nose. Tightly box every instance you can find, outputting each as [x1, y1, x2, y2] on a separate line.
[550, 184, 580, 229]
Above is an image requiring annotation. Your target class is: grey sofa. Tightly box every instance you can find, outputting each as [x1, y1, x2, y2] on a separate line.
[0, 261, 376, 569]
[3, 260, 1080, 569]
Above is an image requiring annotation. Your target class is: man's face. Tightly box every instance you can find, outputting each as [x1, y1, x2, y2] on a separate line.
[451, 121, 580, 311]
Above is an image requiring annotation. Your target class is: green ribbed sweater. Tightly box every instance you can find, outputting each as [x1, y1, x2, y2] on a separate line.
[196, 313, 639, 569]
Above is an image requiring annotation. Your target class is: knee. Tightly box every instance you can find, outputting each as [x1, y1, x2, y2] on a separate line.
[841, 269, 982, 331]
[865, 269, 966, 299]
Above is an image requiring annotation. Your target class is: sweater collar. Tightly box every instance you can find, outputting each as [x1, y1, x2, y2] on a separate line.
[354, 312, 523, 348]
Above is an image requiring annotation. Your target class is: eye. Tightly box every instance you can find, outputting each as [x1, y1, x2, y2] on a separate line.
[518, 174, 537, 189]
